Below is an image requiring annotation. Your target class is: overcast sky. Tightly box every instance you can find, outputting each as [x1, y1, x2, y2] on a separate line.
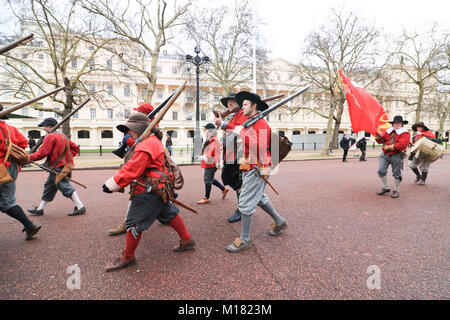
[195, 0, 450, 63]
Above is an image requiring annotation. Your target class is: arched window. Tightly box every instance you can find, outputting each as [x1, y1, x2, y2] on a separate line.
[167, 130, 177, 139]
[187, 130, 194, 138]
[308, 131, 316, 134]
[293, 130, 301, 135]
[278, 131, 285, 136]
[77, 130, 90, 139]
[28, 130, 41, 139]
[101, 130, 113, 139]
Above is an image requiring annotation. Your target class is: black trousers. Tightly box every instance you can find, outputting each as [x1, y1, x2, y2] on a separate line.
[342, 149, 349, 161]
[360, 150, 366, 161]
[203, 167, 224, 198]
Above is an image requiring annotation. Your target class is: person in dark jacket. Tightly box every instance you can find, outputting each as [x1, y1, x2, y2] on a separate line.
[28, 135, 36, 151]
[340, 134, 350, 162]
[165, 133, 173, 156]
[357, 137, 367, 161]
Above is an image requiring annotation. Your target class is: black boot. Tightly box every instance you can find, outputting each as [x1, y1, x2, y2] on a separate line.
[418, 172, 428, 185]
[228, 209, 241, 223]
[22, 222, 41, 240]
[411, 168, 421, 183]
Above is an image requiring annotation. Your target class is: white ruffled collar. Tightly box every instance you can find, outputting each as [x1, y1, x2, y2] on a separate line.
[386, 127, 408, 135]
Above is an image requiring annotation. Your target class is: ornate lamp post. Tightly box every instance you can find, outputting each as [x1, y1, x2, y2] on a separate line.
[185, 45, 210, 163]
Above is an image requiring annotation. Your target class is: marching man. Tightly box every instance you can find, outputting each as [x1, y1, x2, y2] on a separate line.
[409, 122, 436, 185]
[27, 117, 86, 216]
[103, 114, 195, 272]
[375, 115, 410, 198]
[0, 104, 41, 240]
[226, 91, 287, 253]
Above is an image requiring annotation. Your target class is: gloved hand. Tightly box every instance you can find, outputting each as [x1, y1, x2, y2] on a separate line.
[102, 184, 113, 193]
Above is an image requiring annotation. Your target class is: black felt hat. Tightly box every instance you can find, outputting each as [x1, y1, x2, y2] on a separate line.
[389, 115, 408, 125]
[38, 117, 58, 127]
[220, 93, 238, 108]
[411, 122, 430, 132]
[235, 91, 269, 111]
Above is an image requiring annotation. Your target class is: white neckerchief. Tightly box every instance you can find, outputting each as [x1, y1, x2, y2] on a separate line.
[386, 127, 408, 135]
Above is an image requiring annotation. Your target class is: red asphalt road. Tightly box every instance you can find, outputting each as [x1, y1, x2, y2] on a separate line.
[0, 157, 449, 300]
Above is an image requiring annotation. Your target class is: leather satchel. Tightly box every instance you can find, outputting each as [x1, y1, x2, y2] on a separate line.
[0, 127, 13, 185]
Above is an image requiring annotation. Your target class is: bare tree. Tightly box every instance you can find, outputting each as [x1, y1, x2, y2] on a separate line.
[388, 24, 449, 123]
[184, 0, 268, 97]
[82, 0, 190, 103]
[296, 8, 386, 155]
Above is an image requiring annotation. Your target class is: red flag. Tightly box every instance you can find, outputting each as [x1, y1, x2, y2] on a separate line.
[339, 69, 390, 135]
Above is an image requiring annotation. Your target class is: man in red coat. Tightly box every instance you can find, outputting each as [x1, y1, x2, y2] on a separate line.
[409, 122, 436, 185]
[103, 113, 195, 272]
[197, 123, 227, 204]
[0, 106, 41, 240]
[375, 116, 411, 198]
[27, 118, 85, 216]
[225, 92, 287, 253]
[214, 93, 248, 223]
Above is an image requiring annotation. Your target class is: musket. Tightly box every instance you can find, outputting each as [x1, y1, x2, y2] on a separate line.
[213, 93, 285, 119]
[132, 180, 198, 215]
[30, 162, 87, 189]
[30, 98, 90, 153]
[0, 86, 66, 119]
[0, 34, 34, 55]
[123, 81, 187, 162]
[112, 90, 177, 158]
[243, 86, 310, 129]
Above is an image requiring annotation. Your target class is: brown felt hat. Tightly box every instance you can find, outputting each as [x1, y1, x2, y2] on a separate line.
[412, 122, 430, 132]
[117, 113, 149, 135]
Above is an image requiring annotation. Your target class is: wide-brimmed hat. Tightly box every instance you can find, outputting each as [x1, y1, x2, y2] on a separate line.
[38, 117, 58, 127]
[0, 104, 7, 120]
[220, 93, 238, 108]
[389, 115, 408, 125]
[117, 113, 149, 135]
[412, 122, 430, 132]
[203, 123, 215, 130]
[235, 91, 269, 111]
[133, 103, 154, 115]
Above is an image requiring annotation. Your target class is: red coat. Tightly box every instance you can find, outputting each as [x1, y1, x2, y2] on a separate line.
[224, 109, 248, 162]
[0, 121, 28, 169]
[239, 115, 272, 171]
[107, 135, 168, 194]
[201, 135, 221, 168]
[29, 132, 79, 168]
[412, 130, 435, 144]
[375, 128, 411, 156]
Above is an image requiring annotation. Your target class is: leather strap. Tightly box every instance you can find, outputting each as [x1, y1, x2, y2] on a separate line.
[0, 126, 12, 165]
[49, 132, 71, 169]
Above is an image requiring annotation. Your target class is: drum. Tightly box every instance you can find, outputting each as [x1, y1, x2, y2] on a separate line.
[410, 137, 444, 163]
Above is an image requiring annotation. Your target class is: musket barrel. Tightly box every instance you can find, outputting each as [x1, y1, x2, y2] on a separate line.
[0, 86, 65, 119]
[0, 34, 34, 55]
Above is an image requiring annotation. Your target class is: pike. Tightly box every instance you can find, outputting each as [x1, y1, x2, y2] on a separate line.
[123, 81, 187, 162]
[213, 93, 285, 119]
[112, 90, 177, 158]
[132, 180, 198, 215]
[0, 86, 66, 119]
[0, 34, 34, 55]
[30, 162, 87, 189]
[31, 98, 90, 153]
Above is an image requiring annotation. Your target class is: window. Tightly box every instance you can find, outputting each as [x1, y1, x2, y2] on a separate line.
[89, 83, 96, 93]
[22, 107, 28, 116]
[201, 112, 206, 121]
[122, 63, 129, 71]
[293, 130, 301, 135]
[106, 60, 112, 71]
[38, 53, 44, 60]
[214, 91, 220, 102]
[106, 83, 113, 95]
[78, 130, 90, 139]
[124, 84, 130, 97]
[141, 88, 148, 100]
[101, 130, 113, 139]
[89, 59, 95, 70]
[22, 53, 28, 59]
[157, 88, 163, 98]
[107, 108, 113, 119]
[278, 131, 285, 136]
[73, 87, 78, 95]
[172, 111, 178, 120]
[187, 130, 194, 138]
[156, 66, 162, 73]
[90, 108, 96, 119]
[172, 66, 177, 74]
[308, 131, 316, 134]
[54, 108, 61, 119]
[186, 90, 194, 100]
[278, 114, 282, 121]
[124, 108, 131, 119]
[38, 110, 44, 119]
[28, 130, 41, 139]
[167, 130, 177, 139]
[73, 111, 79, 119]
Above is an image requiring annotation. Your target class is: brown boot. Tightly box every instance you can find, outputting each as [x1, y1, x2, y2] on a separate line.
[105, 252, 136, 272]
[108, 222, 127, 236]
[197, 198, 210, 204]
[172, 237, 196, 252]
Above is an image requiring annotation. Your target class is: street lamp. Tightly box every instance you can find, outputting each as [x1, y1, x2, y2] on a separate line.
[185, 45, 210, 163]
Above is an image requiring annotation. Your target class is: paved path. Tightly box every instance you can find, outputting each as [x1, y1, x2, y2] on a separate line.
[1, 157, 449, 299]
